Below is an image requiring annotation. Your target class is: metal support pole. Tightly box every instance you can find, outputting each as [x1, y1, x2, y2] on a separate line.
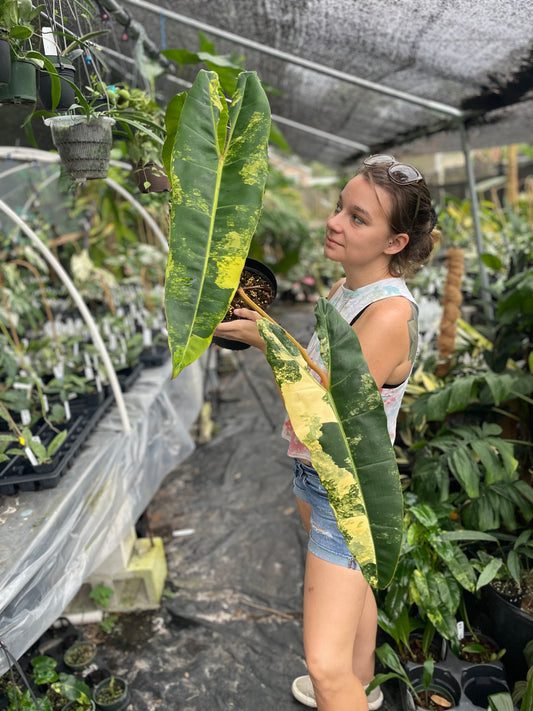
[458, 123, 494, 321]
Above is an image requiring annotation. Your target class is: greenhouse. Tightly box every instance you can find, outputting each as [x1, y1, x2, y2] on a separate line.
[0, 1, 532, 710]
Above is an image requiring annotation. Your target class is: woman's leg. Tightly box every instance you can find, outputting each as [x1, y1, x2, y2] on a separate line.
[303, 551, 370, 711]
[352, 586, 377, 685]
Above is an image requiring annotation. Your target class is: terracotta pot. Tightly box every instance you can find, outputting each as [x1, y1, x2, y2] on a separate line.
[133, 160, 171, 193]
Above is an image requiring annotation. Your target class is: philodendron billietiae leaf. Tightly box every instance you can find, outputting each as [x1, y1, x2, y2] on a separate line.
[164, 69, 271, 377]
[257, 298, 403, 589]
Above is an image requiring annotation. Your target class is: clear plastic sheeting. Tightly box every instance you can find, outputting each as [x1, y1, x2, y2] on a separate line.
[0, 357, 204, 674]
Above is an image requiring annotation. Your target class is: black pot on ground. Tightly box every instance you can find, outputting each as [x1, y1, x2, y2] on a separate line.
[0, 36, 10, 86]
[474, 584, 533, 685]
[402, 666, 461, 711]
[0, 58, 36, 103]
[212, 257, 277, 351]
[93, 676, 128, 711]
[38, 61, 76, 110]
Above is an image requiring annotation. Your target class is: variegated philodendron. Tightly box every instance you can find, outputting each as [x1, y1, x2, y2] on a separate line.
[258, 298, 403, 589]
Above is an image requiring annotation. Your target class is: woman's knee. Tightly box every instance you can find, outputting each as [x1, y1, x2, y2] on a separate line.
[306, 649, 352, 693]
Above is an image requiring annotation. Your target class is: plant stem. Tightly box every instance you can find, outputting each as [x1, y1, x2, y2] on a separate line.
[237, 287, 329, 389]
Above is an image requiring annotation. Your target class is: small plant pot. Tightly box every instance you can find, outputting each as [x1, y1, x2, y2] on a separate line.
[212, 257, 277, 351]
[133, 160, 171, 193]
[45, 115, 115, 182]
[0, 58, 37, 103]
[0, 36, 10, 86]
[403, 667, 461, 710]
[62, 702, 96, 711]
[63, 640, 97, 671]
[461, 665, 509, 708]
[38, 61, 76, 110]
[93, 677, 128, 711]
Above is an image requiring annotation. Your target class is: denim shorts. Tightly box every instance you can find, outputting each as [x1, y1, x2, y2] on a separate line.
[293, 458, 361, 570]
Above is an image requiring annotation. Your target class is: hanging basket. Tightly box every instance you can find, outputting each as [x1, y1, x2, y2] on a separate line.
[133, 160, 171, 193]
[44, 115, 115, 182]
[38, 61, 76, 110]
[0, 57, 37, 104]
[0, 37, 10, 87]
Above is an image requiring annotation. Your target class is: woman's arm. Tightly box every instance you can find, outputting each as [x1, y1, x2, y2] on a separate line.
[213, 308, 266, 352]
[352, 297, 416, 389]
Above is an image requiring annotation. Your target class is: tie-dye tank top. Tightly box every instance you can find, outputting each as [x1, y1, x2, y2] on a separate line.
[282, 277, 417, 459]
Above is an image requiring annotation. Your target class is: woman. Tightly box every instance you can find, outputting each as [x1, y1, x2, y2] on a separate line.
[214, 155, 439, 710]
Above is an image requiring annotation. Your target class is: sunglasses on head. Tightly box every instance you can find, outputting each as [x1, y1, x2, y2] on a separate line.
[363, 154, 423, 186]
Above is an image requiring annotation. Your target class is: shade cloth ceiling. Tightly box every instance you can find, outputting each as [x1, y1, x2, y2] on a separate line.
[109, 0, 533, 169]
[2, 0, 533, 171]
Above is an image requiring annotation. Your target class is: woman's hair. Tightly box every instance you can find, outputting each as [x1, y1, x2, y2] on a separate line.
[360, 161, 440, 278]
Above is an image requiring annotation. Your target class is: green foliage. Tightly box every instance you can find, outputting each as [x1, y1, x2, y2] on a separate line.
[259, 299, 403, 588]
[7, 687, 52, 711]
[164, 69, 271, 376]
[30, 656, 58, 685]
[51, 674, 92, 709]
[89, 583, 114, 610]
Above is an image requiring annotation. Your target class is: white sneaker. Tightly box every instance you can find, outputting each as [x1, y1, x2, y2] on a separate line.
[291, 674, 384, 709]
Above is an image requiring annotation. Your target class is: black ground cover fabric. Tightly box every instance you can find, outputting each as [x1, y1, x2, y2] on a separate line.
[90, 303, 402, 710]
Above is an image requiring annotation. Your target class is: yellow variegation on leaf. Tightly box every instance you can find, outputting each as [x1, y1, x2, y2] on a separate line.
[257, 298, 403, 589]
[164, 69, 271, 377]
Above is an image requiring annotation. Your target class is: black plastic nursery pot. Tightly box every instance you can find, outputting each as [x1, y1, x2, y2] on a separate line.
[93, 677, 128, 711]
[461, 665, 509, 709]
[212, 258, 278, 351]
[38, 61, 76, 110]
[402, 666, 461, 711]
[63, 640, 97, 671]
[0, 58, 37, 103]
[45, 115, 115, 182]
[0, 37, 10, 86]
[476, 584, 533, 685]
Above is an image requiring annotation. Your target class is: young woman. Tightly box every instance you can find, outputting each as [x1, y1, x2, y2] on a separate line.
[213, 155, 439, 711]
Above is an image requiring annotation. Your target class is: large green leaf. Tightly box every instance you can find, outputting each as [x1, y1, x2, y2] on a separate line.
[257, 298, 403, 589]
[164, 70, 271, 376]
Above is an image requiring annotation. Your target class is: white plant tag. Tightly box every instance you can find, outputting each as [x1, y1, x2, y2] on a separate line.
[43, 395, 49, 413]
[457, 621, 464, 641]
[31, 435, 42, 445]
[21, 410, 31, 426]
[85, 366, 95, 380]
[73, 341, 79, 356]
[24, 446, 39, 466]
[53, 362, 64, 379]
[95, 375, 102, 392]
[64, 400, 71, 421]
[142, 327, 152, 347]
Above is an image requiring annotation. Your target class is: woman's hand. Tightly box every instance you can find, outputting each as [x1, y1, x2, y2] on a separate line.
[213, 308, 266, 352]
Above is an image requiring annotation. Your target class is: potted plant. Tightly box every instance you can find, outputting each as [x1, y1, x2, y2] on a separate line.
[0, 0, 44, 104]
[63, 641, 97, 672]
[104, 85, 170, 193]
[51, 675, 95, 711]
[163, 68, 404, 589]
[212, 257, 277, 350]
[93, 676, 128, 711]
[371, 642, 460, 711]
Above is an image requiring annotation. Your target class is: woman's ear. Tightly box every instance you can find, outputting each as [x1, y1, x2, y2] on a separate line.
[386, 232, 409, 254]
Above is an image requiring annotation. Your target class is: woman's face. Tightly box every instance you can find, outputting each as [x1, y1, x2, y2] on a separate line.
[325, 174, 394, 272]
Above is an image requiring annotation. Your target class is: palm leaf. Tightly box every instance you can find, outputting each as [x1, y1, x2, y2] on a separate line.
[164, 69, 271, 377]
[258, 298, 403, 588]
